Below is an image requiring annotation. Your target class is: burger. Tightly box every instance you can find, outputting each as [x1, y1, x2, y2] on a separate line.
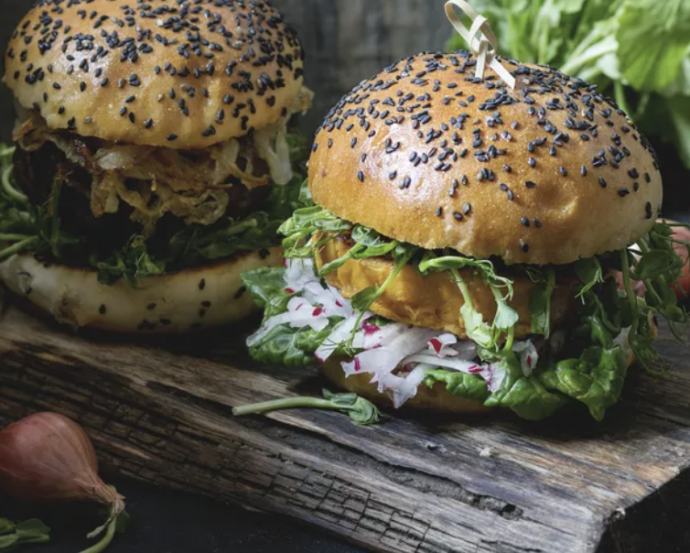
[0, 0, 312, 333]
[242, 51, 689, 421]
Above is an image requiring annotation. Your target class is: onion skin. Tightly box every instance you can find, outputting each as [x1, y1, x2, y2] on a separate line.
[0, 412, 124, 508]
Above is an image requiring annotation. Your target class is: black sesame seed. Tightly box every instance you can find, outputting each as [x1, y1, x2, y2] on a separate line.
[599, 177, 607, 188]
[435, 206, 443, 217]
[521, 217, 530, 227]
[453, 211, 464, 221]
[357, 171, 365, 182]
[559, 166, 568, 177]
[528, 157, 536, 167]
[645, 202, 653, 219]
[167, 134, 178, 141]
[144, 119, 153, 129]
[525, 181, 537, 189]
[99, 305, 107, 315]
[618, 188, 630, 197]
[199, 279, 206, 291]
[520, 241, 529, 253]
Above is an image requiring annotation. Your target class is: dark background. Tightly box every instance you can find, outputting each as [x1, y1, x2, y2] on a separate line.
[0, 1, 449, 552]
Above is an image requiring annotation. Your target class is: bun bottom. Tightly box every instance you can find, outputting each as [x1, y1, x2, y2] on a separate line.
[320, 316, 657, 414]
[0, 248, 283, 334]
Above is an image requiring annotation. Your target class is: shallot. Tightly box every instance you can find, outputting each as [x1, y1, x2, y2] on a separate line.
[0, 412, 126, 552]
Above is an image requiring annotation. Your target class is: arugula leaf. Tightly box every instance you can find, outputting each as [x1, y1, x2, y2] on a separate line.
[575, 258, 604, 298]
[279, 205, 353, 258]
[632, 249, 681, 281]
[233, 389, 380, 426]
[322, 389, 381, 425]
[0, 518, 51, 551]
[421, 255, 515, 352]
[350, 244, 417, 313]
[529, 268, 556, 337]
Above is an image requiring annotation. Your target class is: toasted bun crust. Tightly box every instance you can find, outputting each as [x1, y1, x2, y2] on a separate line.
[309, 53, 662, 265]
[0, 248, 282, 333]
[321, 317, 657, 414]
[315, 237, 575, 339]
[4, 0, 304, 149]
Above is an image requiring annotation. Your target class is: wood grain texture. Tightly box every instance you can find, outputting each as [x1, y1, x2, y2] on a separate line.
[0, 304, 689, 553]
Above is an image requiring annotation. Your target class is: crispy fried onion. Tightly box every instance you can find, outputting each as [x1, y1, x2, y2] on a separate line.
[13, 86, 313, 234]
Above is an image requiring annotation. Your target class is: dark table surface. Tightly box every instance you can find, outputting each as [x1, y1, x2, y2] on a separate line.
[1, 476, 364, 553]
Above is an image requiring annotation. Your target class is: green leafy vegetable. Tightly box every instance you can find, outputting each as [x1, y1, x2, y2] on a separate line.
[241, 267, 294, 318]
[0, 519, 50, 551]
[575, 258, 604, 298]
[350, 244, 417, 313]
[423, 370, 490, 402]
[233, 389, 380, 426]
[528, 268, 556, 337]
[420, 254, 516, 352]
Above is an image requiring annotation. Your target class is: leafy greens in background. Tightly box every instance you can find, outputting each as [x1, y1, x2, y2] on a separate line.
[448, 0, 690, 169]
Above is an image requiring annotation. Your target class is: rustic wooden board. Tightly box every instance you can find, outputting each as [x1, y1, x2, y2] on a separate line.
[0, 303, 689, 553]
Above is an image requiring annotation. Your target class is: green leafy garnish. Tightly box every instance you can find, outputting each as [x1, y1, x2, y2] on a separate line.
[0, 519, 50, 551]
[528, 268, 556, 337]
[233, 389, 380, 426]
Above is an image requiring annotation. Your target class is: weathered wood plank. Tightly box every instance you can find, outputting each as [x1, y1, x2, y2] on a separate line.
[1, 305, 689, 552]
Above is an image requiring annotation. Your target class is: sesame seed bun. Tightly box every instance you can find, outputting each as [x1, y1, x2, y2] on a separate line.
[314, 236, 575, 340]
[4, 0, 305, 149]
[0, 247, 282, 334]
[320, 316, 655, 414]
[308, 52, 663, 266]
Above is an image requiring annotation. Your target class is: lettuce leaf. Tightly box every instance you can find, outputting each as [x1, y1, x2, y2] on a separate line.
[248, 323, 338, 367]
[540, 346, 627, 421]
[241, 267, 293, 318]
[482, 351, 567, 421]
[423, 370, 490, 402]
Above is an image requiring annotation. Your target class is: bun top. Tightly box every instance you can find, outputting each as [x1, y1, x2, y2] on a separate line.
[4, 0, 305, 149]
[308, 52, 663, 265]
